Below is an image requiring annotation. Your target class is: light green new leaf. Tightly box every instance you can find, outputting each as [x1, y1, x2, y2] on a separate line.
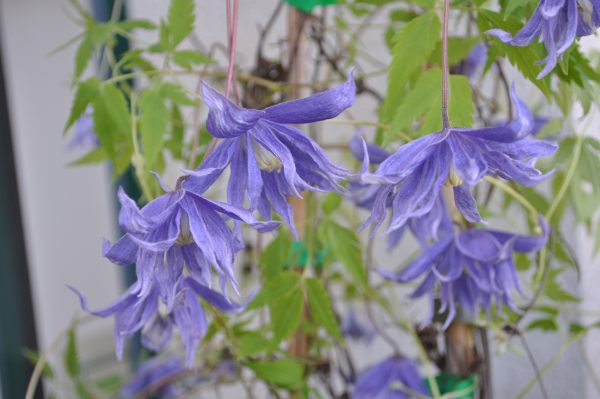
[381, 11, 441, 122]
[305, 278, 342, 341]
[386, 68, 474, 143]
[64, 329, 79, 378]
[245, 358, 304, 390]
[74, 34, 94, 80]
[91, 85, 133, 173]
[259, 233, 292, 278]
[318, 219, 367, 286]
[139, 88, 169, 167]
[159, 82, 195, 106]
[64, 77, 100, 134]
[248, 271, 301, 310]
[526, 318, 558, 332]
[429, 37, 480, 68]
[172, 50, 215, 69]
[237, 331, 273, 357]
[270, 287, 304, 342]
[68, 147, 108, 166]
[168, 0, 195, 49]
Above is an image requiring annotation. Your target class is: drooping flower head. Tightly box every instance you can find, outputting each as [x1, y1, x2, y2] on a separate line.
[71, 275, 248, 367]
[349, 133, 453, 248]
[107, 179, 278, 295]
[121, 357, 185, 398]
[71, 176, 277, 366]
[183, 74, 355, 238]
[376, 217, 549, 328]
[353, 357, 428, 399]
[487, 0, 600, 78]
[360, 87, 556, 240]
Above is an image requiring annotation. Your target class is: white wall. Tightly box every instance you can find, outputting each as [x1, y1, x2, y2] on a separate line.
[0, 0, 121, 364]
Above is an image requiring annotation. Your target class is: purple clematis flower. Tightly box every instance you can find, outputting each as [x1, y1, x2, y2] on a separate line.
[182, 74, 355, 238]
[349, 134, 453, 248]
[487, 0, 600, 78]
[106, 180, 278, 295]
[353, 357, 428, 399]
[360, 87, 556, 239]
[71, 276, 247, 367]
[341, 308, 376, 344]
[121, 357, 185, 398]
[66, 107, 99, 150]
[70, 176, 276, 366]
[376, 217, 549, 328]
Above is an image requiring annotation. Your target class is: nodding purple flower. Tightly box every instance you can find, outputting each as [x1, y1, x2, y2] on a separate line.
[106, 180, 278, 294]
[66, 108, 99, 150]
[71, 276, 248, 367]
[182, 74, 355, 238]
[353, 357, 428, 399]
[487, 0, 600, 78]
[121, 357, 185, 398]
[376, 217, 549, 328]
[360, 87, 556, 239]
[349, 134, 452, 247]
[70, 177, 276, 366]
[341, 308, 376, 344]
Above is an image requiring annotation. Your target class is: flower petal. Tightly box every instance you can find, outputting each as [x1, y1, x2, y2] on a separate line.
[263, 71, 355, 124]
[201, 82, 264, 138]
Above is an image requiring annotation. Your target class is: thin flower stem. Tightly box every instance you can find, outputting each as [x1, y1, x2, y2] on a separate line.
[483, 176, 539, 226]
[545, 134, 583, 221]
[25, 316, 92, 399]
[518, 333, 549, 399]
[441, 0, 451, 130]
[516, 330, 586, 399]
[130, 93, 154, 201]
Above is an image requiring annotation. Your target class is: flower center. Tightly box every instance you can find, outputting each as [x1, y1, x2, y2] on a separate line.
[447, 167, 463, 187]
[176, 212, 194, 245]
[251, 138, 282, 172]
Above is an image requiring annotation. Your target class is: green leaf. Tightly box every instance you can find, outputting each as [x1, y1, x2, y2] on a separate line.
[117, 19, 157, 31]
[92, 84, 131, 160]
[237, 331, 273, 357]
[165, 105, 185, 159]
[75, 381, 96, 399]
[68, 147, 108, 166]
[381, 11, 441, 122]
[245, 358, 304, 390]
[172, 50, 215, 69]
[64, 77, 100, 134]
[94, 374, 123, 393]
[64, 329, 79, 378]
[23, 348, 54, 379]
[159, 82, 195, 106]
[139, 88, 169, 168]
[385, 68, 473, 143]
[322, 193, 342, 215]
[249, 271, 301, 310]
[168, 0, 195, 49]
[284, 0, 337, 13]
[527, 318, 558, 332]
[74, 34, 94, 80]
[259, 234, 292, 278]
[318, 219, 367, 286]
[430, 37, 480, 68]
[270, 287, 304, 342]
[305, 278, 342, 341]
